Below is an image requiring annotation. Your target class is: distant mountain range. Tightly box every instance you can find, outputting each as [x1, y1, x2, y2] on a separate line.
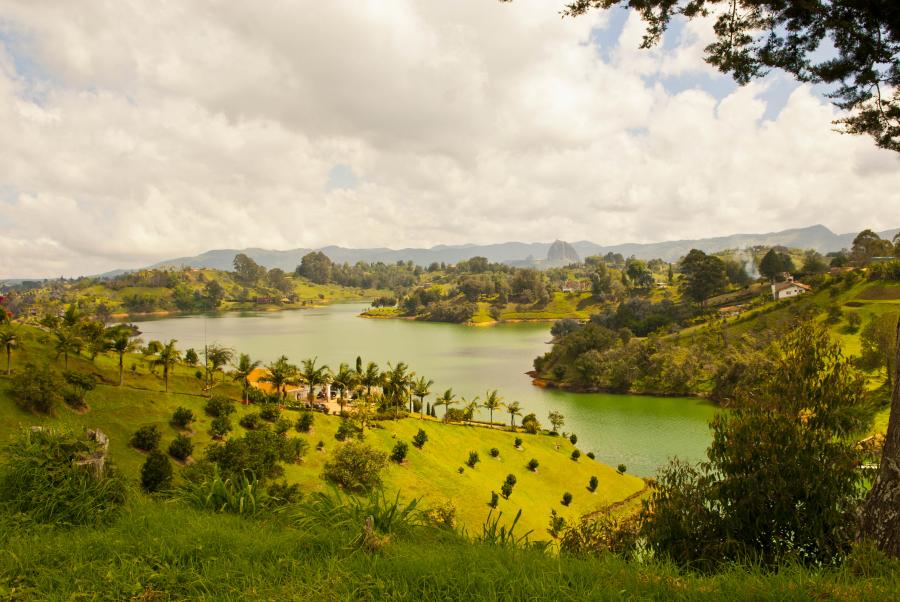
[135, 224, 896, 275]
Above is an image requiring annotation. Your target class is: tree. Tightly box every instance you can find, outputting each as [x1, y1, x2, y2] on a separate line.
[266, 268, 293, 293]
[589, 262, 613, 298]
[723, 259, 751, 288]
[553, 0, 900, 152]
[625, 258, 654, 288]
[152, 339, 180, 393]
[359, 361, 381, 398]
[296, 251, 333, 284]
[482, 389, 504, 425]
[203, 280, 225, 308]
[260, 355, 298, 400]
[322, 441, 388, 492]
[679, 249, 727, 305]
[851, 229, 894, 265]
[412, 376, 434, 418]
[859, 315, 900, 557]
[232, 253, 266, 286]
[206, 344, 234, 386]
[141, 450, 173, 493]
[232, 353, 262, 402]
[382, 361, 413, 416]
[331, 363, 359, 414]
[758, 248, 791, 281]
[506, 401, 522, 428]
[299, 357, 331, 404]
[53, 328, 82, 370]
[859, 313, 900, 389]
[0, 328, 20, 375]
[184, 348, 199, 366]
[548, 410, 565, 434]
[801, 250, 829, 275]
[107, 324, 141, 386]
[435, 388, 458, 420]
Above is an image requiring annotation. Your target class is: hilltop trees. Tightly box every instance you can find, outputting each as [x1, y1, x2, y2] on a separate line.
[296, 251, 333, 284]
[232, 253, 267, 286]
[678, 250, 727, 306]
[758, 248, 795, 281]
[851, 229, 896, 265]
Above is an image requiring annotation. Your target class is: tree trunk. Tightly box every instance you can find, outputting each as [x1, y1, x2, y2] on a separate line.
[119, 354, 124, 386]
[6, 348, 10, 375]
[859, 316, 900, 557]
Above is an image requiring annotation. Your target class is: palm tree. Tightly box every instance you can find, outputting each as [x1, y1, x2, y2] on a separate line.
[232, 353, 261, 403]
[54, 328, 83, 370]
[359, 361, 381, 398]
[299, 357, 331, 403]
[463, 396, 481, 421]
[107, 325, 141, 386]
[482, 389, 504, 426]
[435, 388, 458, 421]
[331, 362, 358, 414]
[506, 401, 522, 428]
[260, 355, 298, 401]
[0, 328, 19, 375]
[384, 361, 413, 417]
[152, 339, 180, 393]
[412, 376, 434, 417]
[206, 344, 234, 386]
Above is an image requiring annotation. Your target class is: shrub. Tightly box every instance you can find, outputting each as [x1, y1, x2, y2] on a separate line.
[172, 406, 195, 429]
[561, 492, 573, 506]
[279, 437, 309, 464]
[466, 451, 480, 468]
[168, 434, 194, 461]
[571, 449, 581, 461]
[548, 509, 567, 538]
[62, 370, 97, 409]
[412, 428, 428, 449]
[527, 458, 539, 472]
[141, 450, 173, 493]
[11, 363, 63, 415]
[205, 395, 236, 418]
[259, 404, 281, 422]
[274, 417, 293, 436]
[295, 411, 315, 433]
[617, 463, 626, 474]
[500, 481, 514, 499]
[569, 434, 578, 445]
[489, 447, 500, 458]
[587, 451, 596, 460]
[514, 437, 523, 448]
[588, 475, 599, 492]
[0, 428, 127, 525]
[521, 413, 541, 434]
[458, 466, 465, 474]
[846, 312, 862, 332]
[505, 474, 517, 486]
[489, 491, 499, 508]
[239, 413, 265, 430]
[316, 440, 325, 451]
[210, 415, 232, 439]
[130, 425, 161, 451]
[335, 419, 362, 441]
[323, 441, 388, 492]
[206, 429, 294, 484]
[391, 441, 409, 463]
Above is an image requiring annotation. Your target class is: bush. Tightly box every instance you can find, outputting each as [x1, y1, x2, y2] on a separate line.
[586, 451, 595, 460]
[172, 406, 195, 429]
[205, 396, 236, 418]
[323, 441, 388, 492]
[391, 441, 409, 463]
[141, 450, 173, 493]
[489, 491, 499, 508]
[259, 404, 281, 422]
[335, 419, 362, 441]
[588, 475, 599, 492]
[0, 428, 127, 525]
[505, 474, 517, 486]
[239, 413, 265, 430]
[279, 437, 309, 464]
[274, 417, 293, 436]
[466, 451, 480, 468]
[295, 411, 315, 433]
[412, 428, 428, 449]
[168, 434, 194, 461]
[617, 463, 626, 474]
[514, 437, 523, 448]
[316, 440, 325, 451]
[500, 481, 514, 499]
[569, 434, 578, 445]
[561, 492, 573, 506]
[62, 370, 97, 409]
[571, 449, 581, 461]
[846, 312, 862, 332]
[527, 458, 539, 472]
[206, 429, 296, 484]
[210, 415, 233, 439]
[11, 363, 63, 415]
[489, 447, 500, 458]
[130, 425, 161, 451]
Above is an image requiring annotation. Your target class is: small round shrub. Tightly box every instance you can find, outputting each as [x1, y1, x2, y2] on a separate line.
[239, 413, 264, 430]
[130, 425, 161, 451]
[259, 404, 281, 422]
[569, 434, 578, 445]
[505, 474, 517, 486]
[412, 428, 428, 449]
[205, 396, 236, 417]
[489, 491, 499, 508]
[588, 475, 599, 492]
[500, 481, 513, 499]
[527, 458, 539, 472]
[278, 437, 309, 463]
[141, 450, 173, 493]
[617, 464, 627, 474]
[586, 451, 595, 460]
[514, 437, 523, 448]
[172, 406, 195, 429]
[571, 449, 581, 461]
[316, 440, 325, 451]
[561, 492, 573, 506]
[322, 441, 388, 492]
[11, 363, 63, 415]
[295, 411, 315, 433]
[489, 447, 500, 458]
[168, 434, 194, 461]
[209, 415, 232, 439]
[466, 451, 480, 468]
[274, 417, 293, 436]
[391, 441, 409, 463]
[458, 466, 465, 474]
[335, 419, 362, 441]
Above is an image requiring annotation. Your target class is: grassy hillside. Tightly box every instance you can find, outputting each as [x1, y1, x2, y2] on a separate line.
[0, 326, 644, 536]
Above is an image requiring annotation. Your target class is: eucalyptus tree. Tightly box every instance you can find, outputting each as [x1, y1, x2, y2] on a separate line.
[152, 339, 181, 393]
[300, 357, 331, 403]
[232, 353, 261, 403]
[261, 355, 298, 401]
[482, 389, 504, 425]
[0, 328, 19, 375]
[412, 376, 434, 417]
[506, 401, 522, 428]
[107, 324, 142, 386]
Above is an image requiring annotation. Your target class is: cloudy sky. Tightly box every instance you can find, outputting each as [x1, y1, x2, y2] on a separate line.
[1, 1, 898, 278]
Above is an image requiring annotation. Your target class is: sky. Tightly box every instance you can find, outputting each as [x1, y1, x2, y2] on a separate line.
[0, 1, 898, 278]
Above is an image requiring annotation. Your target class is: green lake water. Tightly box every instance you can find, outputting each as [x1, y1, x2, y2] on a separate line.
[132, 303, 717, 476]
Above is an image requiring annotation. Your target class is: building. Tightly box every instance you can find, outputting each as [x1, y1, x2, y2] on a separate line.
[771, 276, 811, 301]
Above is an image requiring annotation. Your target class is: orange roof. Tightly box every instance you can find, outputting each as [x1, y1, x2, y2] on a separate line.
[248, 367, 277, 394]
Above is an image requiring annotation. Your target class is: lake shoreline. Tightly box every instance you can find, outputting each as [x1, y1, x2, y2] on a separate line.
[528, 370, 711, 400]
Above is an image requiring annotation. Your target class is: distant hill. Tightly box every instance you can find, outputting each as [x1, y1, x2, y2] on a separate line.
[88, 224, 898, 279]
[547, 240, 580, 264]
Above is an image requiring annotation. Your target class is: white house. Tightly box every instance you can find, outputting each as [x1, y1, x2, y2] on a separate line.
[771, 276, 811, 301]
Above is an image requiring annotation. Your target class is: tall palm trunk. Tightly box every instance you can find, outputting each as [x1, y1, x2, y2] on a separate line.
[118, 353, 125, 386]
[6, 348, 10, 375]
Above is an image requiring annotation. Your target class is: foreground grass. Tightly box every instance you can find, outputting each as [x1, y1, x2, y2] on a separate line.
[1, 498, 896, 601]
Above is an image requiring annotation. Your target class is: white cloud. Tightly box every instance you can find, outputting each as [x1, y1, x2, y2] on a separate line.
[0, 0, 897, 277]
